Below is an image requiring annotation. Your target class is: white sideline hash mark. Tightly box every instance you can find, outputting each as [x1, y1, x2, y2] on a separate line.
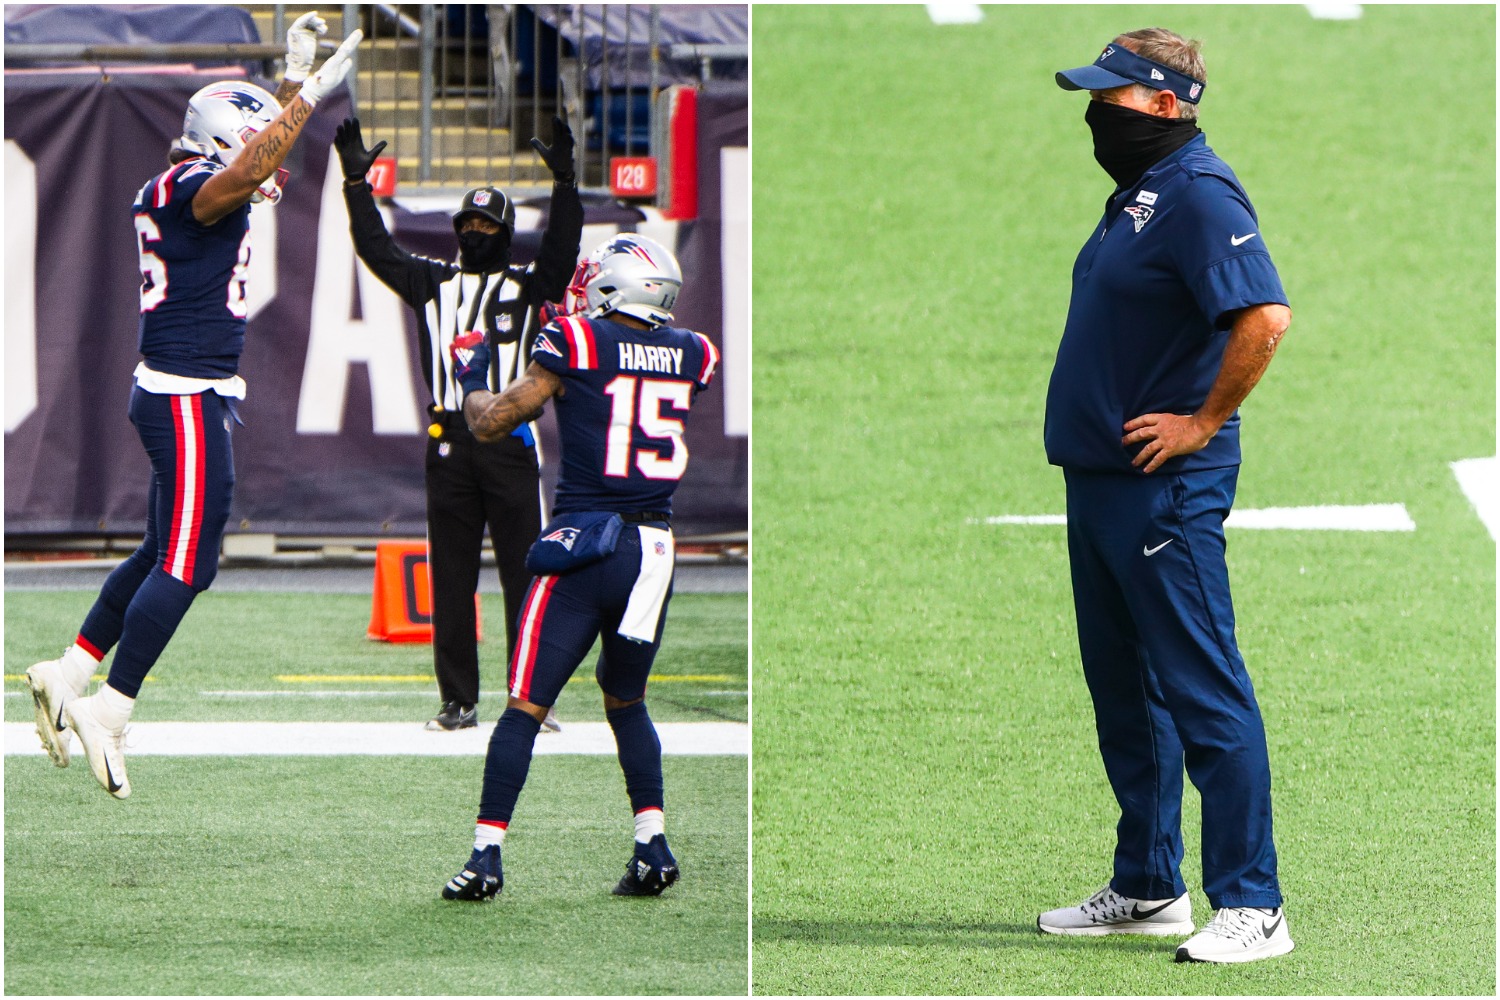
[1304, 3, 1363, 19]
[1451, 457, 1498, 542]
[975, 503, 1416, 531]
[926, 4, 983, 25]
[4, 721, 747, 757]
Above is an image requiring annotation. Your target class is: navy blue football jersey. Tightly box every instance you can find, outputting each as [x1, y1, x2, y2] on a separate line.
[532, 315, 719, 515]
[132, 157, 253, 378]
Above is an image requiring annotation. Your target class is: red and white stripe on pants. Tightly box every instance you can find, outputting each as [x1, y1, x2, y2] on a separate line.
[508, 575, 558, 702]
[164, 393, 207, 584]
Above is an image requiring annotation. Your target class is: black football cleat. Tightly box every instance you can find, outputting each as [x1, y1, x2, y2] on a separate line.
[612, 834, 680, 896]
[442, 845, 503, 901]
[425, 702, 477, 731]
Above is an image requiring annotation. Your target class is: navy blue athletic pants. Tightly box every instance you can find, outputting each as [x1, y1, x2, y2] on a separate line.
[78, 388, 234, 697]
[1063, 466, 1281, 909]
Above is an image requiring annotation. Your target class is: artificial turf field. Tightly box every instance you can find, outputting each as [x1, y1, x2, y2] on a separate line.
[751, 5, 1494, 996]
[5, 589, 747, 995]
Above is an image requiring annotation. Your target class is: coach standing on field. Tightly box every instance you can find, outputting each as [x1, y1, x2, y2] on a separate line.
[334, 117, 582, 732]
[1034, 29, 1295, 964]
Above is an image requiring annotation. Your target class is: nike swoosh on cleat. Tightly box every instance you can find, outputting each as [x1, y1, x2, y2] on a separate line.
[103, 758, 123, 794]
[56, 707, 67, 732]
[1131, 900, 1179, 920]
[1261, 914, 1284, 937]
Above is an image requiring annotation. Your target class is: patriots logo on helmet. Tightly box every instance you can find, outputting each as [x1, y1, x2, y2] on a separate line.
[209, 89, 264, 114]
[1123, 204, 1154, 233]
[602, 237, 657, 268]
[542, 527, 580, 551]
[533, 332, 564, 358]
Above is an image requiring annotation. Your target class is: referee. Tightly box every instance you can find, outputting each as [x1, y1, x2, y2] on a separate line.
[334, 116, 583, 731]
[1034, 29, 1294, 964]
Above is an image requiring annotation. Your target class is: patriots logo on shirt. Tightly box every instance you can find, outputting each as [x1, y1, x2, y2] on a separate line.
[1123, 204, 1155, 233]
[542, 527, 580, 551]
[533, 332, 564, 358]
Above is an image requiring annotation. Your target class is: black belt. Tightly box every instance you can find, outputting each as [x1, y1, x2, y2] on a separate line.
[620, 511, 670, 524]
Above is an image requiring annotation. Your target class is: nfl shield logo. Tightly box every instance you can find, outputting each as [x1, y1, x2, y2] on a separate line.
[654, 541, 666, 555]
[474, 190, 491, 206]
[1190, 83, 1202, 99]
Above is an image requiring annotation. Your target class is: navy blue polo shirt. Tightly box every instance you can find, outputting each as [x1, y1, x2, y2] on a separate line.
[1044, 133, 1288, 474]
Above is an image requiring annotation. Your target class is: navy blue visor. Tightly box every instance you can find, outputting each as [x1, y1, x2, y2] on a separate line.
[1056, 43, 1205, 104]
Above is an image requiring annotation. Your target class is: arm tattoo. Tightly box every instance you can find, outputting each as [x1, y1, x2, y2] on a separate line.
[463, 368, 561, 442]
[247, 99, 311, 179]
[273, 78, 304, 107]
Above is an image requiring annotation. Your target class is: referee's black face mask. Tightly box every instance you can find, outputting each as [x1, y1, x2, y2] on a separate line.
[456, 229, 511, 273]
[1085, 99, 1200, 188]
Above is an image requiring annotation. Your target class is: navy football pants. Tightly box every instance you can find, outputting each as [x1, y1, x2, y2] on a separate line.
[506, 526, 674, 709]
[1064, 466, 1281, 909]
[78, 388, 234, 697]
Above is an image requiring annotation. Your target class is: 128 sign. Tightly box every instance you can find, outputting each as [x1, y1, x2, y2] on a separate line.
[610, 156, 657, 199]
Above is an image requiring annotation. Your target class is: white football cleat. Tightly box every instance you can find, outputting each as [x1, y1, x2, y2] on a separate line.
[541, 708, 562, 733]
[25, 658, 79, 767]
[1038, 885, 1195, 936]
[64, 694, 131, 799]
[1175, 906, 1294, 963]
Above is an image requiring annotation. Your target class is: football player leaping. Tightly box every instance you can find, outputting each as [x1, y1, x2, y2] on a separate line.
[23, 15, 362, 800]
[440, 234, 721, 900]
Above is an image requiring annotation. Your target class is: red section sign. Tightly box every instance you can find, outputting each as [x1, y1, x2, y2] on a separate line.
[610, 156, 657, 198]
[367, 156, 398, 197]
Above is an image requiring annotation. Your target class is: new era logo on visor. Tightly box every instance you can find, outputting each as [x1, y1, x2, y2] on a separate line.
[1150, 68, 1165, 80]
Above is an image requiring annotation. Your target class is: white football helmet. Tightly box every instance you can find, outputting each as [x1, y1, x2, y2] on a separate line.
[564, 234, 682, 325]
[173, 81, 288, 204]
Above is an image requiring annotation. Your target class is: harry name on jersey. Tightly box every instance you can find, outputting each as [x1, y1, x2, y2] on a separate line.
[617, 341, 685, 376]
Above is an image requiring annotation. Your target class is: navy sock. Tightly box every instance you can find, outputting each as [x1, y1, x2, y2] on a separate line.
[106, 568, 197, 699]
[478, 708, 544, 823]
[78, 547, 157, 655]
[607, 701, 664, 814]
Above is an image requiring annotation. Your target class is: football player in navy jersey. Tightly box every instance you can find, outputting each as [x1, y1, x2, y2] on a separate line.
[23, 19, 363, 800]
[438, 234, 720, 901]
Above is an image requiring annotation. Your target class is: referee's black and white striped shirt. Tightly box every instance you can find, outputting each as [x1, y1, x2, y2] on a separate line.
[343, 180, 584, 416]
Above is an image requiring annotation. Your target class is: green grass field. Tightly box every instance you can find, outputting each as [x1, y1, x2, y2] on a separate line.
[751, 5, 1494, 995]
[5, 590, 747, 995]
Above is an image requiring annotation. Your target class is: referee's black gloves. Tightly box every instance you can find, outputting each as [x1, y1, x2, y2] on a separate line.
[334, 118, 387, 185]
[530, 115, 576, 187]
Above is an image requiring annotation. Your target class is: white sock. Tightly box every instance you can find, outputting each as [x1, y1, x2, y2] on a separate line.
[93, 684, 135, 731]
[61, 644, 99, 695]
[634, 807, 664, 844]
[474, 820, 507, 850]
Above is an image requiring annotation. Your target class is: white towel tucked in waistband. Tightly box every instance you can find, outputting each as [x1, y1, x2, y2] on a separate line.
[618, 526, 675, 643]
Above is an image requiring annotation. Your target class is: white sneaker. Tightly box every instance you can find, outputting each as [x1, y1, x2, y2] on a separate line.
[1175, 906, 1294, 963]
[541, 709, 562, 733]
[25, 658, 78, 767]
[64, 695, 131, 799]
[1038, 885, 1195, 936]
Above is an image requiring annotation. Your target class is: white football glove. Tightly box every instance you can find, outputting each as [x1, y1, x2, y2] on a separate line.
[298, 28, 362, 108]
[283, 10, 328, 83]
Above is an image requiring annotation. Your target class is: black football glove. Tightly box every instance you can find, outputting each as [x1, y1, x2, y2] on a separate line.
[530, 115, 576, 187]
[334, 117, 387, 184]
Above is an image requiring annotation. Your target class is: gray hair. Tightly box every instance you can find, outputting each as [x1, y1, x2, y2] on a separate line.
[1116, 28, 1206, 122]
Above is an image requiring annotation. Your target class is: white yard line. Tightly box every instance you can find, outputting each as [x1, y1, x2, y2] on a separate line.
[925, 4, 983, 25]
[5, 721, 747, 757]
[975, 503, 1417, 532]
[1451, 457, 1498, 542]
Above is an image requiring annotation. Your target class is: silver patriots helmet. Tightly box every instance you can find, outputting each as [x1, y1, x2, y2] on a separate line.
[173, 81, 287, 204]
[566, 233, 682, 326]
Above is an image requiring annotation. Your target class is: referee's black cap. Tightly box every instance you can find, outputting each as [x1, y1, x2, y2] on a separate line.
[453, 187, 516, 235]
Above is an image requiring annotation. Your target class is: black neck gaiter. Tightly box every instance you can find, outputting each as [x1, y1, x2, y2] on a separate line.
[1085, 100, 1201, 189]
[457, 230, 511, 273]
